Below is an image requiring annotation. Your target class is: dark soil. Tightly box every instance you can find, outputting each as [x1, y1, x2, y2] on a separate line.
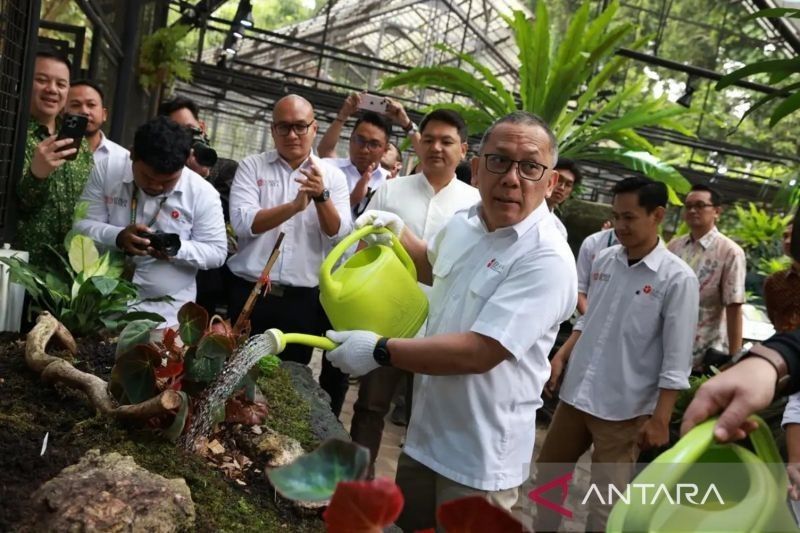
[0, 332, 324, 532]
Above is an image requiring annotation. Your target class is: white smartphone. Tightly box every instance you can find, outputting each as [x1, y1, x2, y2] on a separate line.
[358, 93, 388, 113]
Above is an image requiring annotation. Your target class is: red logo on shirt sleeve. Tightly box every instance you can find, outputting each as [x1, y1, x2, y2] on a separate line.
[643, 284, 652, 294]
[171, 210, 180, 219]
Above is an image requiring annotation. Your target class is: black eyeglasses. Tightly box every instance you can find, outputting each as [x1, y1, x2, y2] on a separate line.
[483, 153, 549, 182]
[352, 135, 384, 151]
[273, 121, 315, 136]
[684, 202, 716, 211]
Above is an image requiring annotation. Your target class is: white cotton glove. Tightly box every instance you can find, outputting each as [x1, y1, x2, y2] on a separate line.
[325, 330, 381, 377]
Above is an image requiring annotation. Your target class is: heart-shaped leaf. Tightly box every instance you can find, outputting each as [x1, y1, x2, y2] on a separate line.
[91, 276, 119, 296]
[178, 302, 208, 346]
[437, 495, 526, 532]
[162, 328, 183, 357]
[109, 344, 160, 404]
[68, 234, 100, 274]
[225, 392, 268, 425]
[184, 335, 232, 383]
[163, 391, 190, 442]
[323, 478, 404, 533]
[266, 439, 370, 502]
[116, 319, 159, 357]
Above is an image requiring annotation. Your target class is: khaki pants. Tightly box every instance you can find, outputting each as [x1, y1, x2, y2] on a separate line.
[395, 453, 519, 532]
[534, 402, 647, 532]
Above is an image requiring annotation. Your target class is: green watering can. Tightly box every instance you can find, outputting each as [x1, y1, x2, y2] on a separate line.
[607, 416, 799, 533]
[319, 225, 428, 338]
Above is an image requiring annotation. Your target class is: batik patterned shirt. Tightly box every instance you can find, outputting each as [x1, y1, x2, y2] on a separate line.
[667, 227, 746, 363]
[14, 118, 93, 265]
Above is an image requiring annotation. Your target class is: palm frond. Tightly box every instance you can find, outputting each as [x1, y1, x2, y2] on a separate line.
[433, 43, 516, 112]
[581, 148, 691, 200]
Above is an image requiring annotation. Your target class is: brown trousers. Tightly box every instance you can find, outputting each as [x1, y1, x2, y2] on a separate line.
[534, 402, 647, 532]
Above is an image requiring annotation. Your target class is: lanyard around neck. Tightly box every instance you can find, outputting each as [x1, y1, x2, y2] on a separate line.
[130, 184, 167, 227]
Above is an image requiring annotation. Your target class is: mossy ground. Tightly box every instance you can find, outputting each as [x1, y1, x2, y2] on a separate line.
[0, 333, 324, 532]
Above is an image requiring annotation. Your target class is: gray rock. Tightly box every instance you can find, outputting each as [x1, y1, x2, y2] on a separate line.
[281, 361, 350, 442]
[26, 449, 194, 532]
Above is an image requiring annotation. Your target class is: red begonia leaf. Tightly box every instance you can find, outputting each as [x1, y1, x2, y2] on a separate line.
[323, 478, 404, 533]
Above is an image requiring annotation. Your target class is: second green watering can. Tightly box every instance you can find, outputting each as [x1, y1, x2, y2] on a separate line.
[607, 416, 799, 532]
[319, 225, 428, 338]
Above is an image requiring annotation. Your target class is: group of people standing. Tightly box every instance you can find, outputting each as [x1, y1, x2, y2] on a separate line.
[16, 46, 800, 533]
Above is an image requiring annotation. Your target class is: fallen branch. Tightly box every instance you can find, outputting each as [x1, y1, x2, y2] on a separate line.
[26, 312, 181, 420]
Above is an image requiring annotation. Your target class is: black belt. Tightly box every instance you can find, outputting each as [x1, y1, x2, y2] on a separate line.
[265, 282, 317, 298]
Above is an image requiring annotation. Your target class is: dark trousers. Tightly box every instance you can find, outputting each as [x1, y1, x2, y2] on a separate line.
[196, 264, 233, 318]
[351, 366, 412, 475]
[228, 275, 349, 417]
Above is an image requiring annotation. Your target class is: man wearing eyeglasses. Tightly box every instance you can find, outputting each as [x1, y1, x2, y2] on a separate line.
[322, 111, 578, 530]
[667, 184, 746, 371]
[227, 94, 353, 416]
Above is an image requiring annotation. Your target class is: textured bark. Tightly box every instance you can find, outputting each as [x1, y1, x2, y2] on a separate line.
[26, 312, 181, 420]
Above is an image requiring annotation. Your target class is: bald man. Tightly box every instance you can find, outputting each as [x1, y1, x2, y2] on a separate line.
[228, 95, 353, 416]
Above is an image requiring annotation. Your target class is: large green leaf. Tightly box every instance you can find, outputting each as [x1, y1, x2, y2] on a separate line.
[163, 391, 190, 442]
[267, 439, 370, 502]
[586, 149, 690, 202]
[177, 302, 208, 346]
[67, 234, 99, 274]
[91, 276, 119, 296]
[744, 8, 800, 21]
[715, 57, 800, 90]
[421, 102, 493, 135]
[515, 5, 550, 114]
[116, 319, 159, 357]
[770, 89, 800, 126]
[109, 345, 159, 405]
[184, 334, 233, 383]
[434, 43, 515, 112]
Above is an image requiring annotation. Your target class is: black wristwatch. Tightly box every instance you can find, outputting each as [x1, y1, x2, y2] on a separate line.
[373, 337, 392, 367]
[313, 188, 330, 203]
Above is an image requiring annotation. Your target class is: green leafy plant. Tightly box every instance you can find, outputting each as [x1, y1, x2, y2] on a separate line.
[0, 234, 164, 336]
[716, 8, 800, 128]
[673, 367, 721, 422]
[381, 0, 692, 202]
[757, 255, 792, 277]
[138, 24, 193, 94]
[109, 302, 268, 441]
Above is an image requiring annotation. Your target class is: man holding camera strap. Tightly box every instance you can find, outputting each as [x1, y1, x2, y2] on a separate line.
[74, 117, 227, 327]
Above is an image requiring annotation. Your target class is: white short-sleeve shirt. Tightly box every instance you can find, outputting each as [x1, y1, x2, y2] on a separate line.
[560, 241, 699, 420]
[227, 150, 352, 287]
[366, 172, 480, 242]
[403, 201, 578, 491]
[577, 228, 619, 294]
[74, 158, 227, 327]
[92, 132, 129, 168]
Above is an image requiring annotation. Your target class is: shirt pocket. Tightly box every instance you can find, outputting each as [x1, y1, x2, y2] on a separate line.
[625, 292, 664, 340]
[431, 257, 455, 281]
[468, 270, 504, 300]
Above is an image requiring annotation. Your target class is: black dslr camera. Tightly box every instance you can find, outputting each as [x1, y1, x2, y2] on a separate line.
[137, 231, 182, 257]
[188, 126, 218, 167]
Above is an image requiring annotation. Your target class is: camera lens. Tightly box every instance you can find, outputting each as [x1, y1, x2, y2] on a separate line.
[192, 141, 218, 167]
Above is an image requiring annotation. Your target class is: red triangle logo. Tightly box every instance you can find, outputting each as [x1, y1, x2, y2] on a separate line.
[528, 471, 573, 518]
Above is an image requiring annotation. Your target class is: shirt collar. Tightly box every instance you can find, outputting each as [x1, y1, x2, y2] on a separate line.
[96, 131, 110, 153]
[616, 237, 667, 272]
[468, 200, 550, 239]
[266, 149, 317, 170]
[690, 226, 719, 249]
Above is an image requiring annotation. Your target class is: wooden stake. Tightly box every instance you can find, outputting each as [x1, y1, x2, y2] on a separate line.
[233, 232, 285, 336]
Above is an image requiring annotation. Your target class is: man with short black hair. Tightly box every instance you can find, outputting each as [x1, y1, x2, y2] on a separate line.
[668, 183, 746, 369]
[537, 177, 698, 532]
[74, 116, 227, 327]
[348, 108, 481, 477]
[66, 79, 128, 166]
[15, 50, 94, 265]
[381, 142, 403, 179]
[547, 158, 583, 238]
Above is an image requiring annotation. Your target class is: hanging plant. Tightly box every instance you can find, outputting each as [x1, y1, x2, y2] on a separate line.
[138, 24, 193, 95]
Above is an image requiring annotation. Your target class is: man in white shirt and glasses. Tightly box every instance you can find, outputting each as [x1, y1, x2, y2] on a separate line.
[74, 116, 227, 327]
[536, 177, 698, 532]
[323, 111, 577, 531]
[227, 95, 352, 416]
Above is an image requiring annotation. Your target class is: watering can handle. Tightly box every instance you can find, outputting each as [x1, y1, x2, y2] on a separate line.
[617, 416, 781, 531]
[319, 225, 418, 293]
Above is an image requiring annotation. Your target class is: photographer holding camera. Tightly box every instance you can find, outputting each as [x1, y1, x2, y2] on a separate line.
[158, 96, 239, 316]
[74, 117, 227, 327]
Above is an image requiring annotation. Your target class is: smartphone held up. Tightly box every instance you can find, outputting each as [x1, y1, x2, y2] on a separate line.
[357, 94, 388, 114]
[56, 113, 88, 161]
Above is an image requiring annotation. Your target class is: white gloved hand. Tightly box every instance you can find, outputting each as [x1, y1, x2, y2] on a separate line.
[325, 330, 381, 377]
[356, 210, 405, 236]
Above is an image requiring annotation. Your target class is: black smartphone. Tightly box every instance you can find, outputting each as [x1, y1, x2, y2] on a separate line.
[56, 113, 88, 161]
